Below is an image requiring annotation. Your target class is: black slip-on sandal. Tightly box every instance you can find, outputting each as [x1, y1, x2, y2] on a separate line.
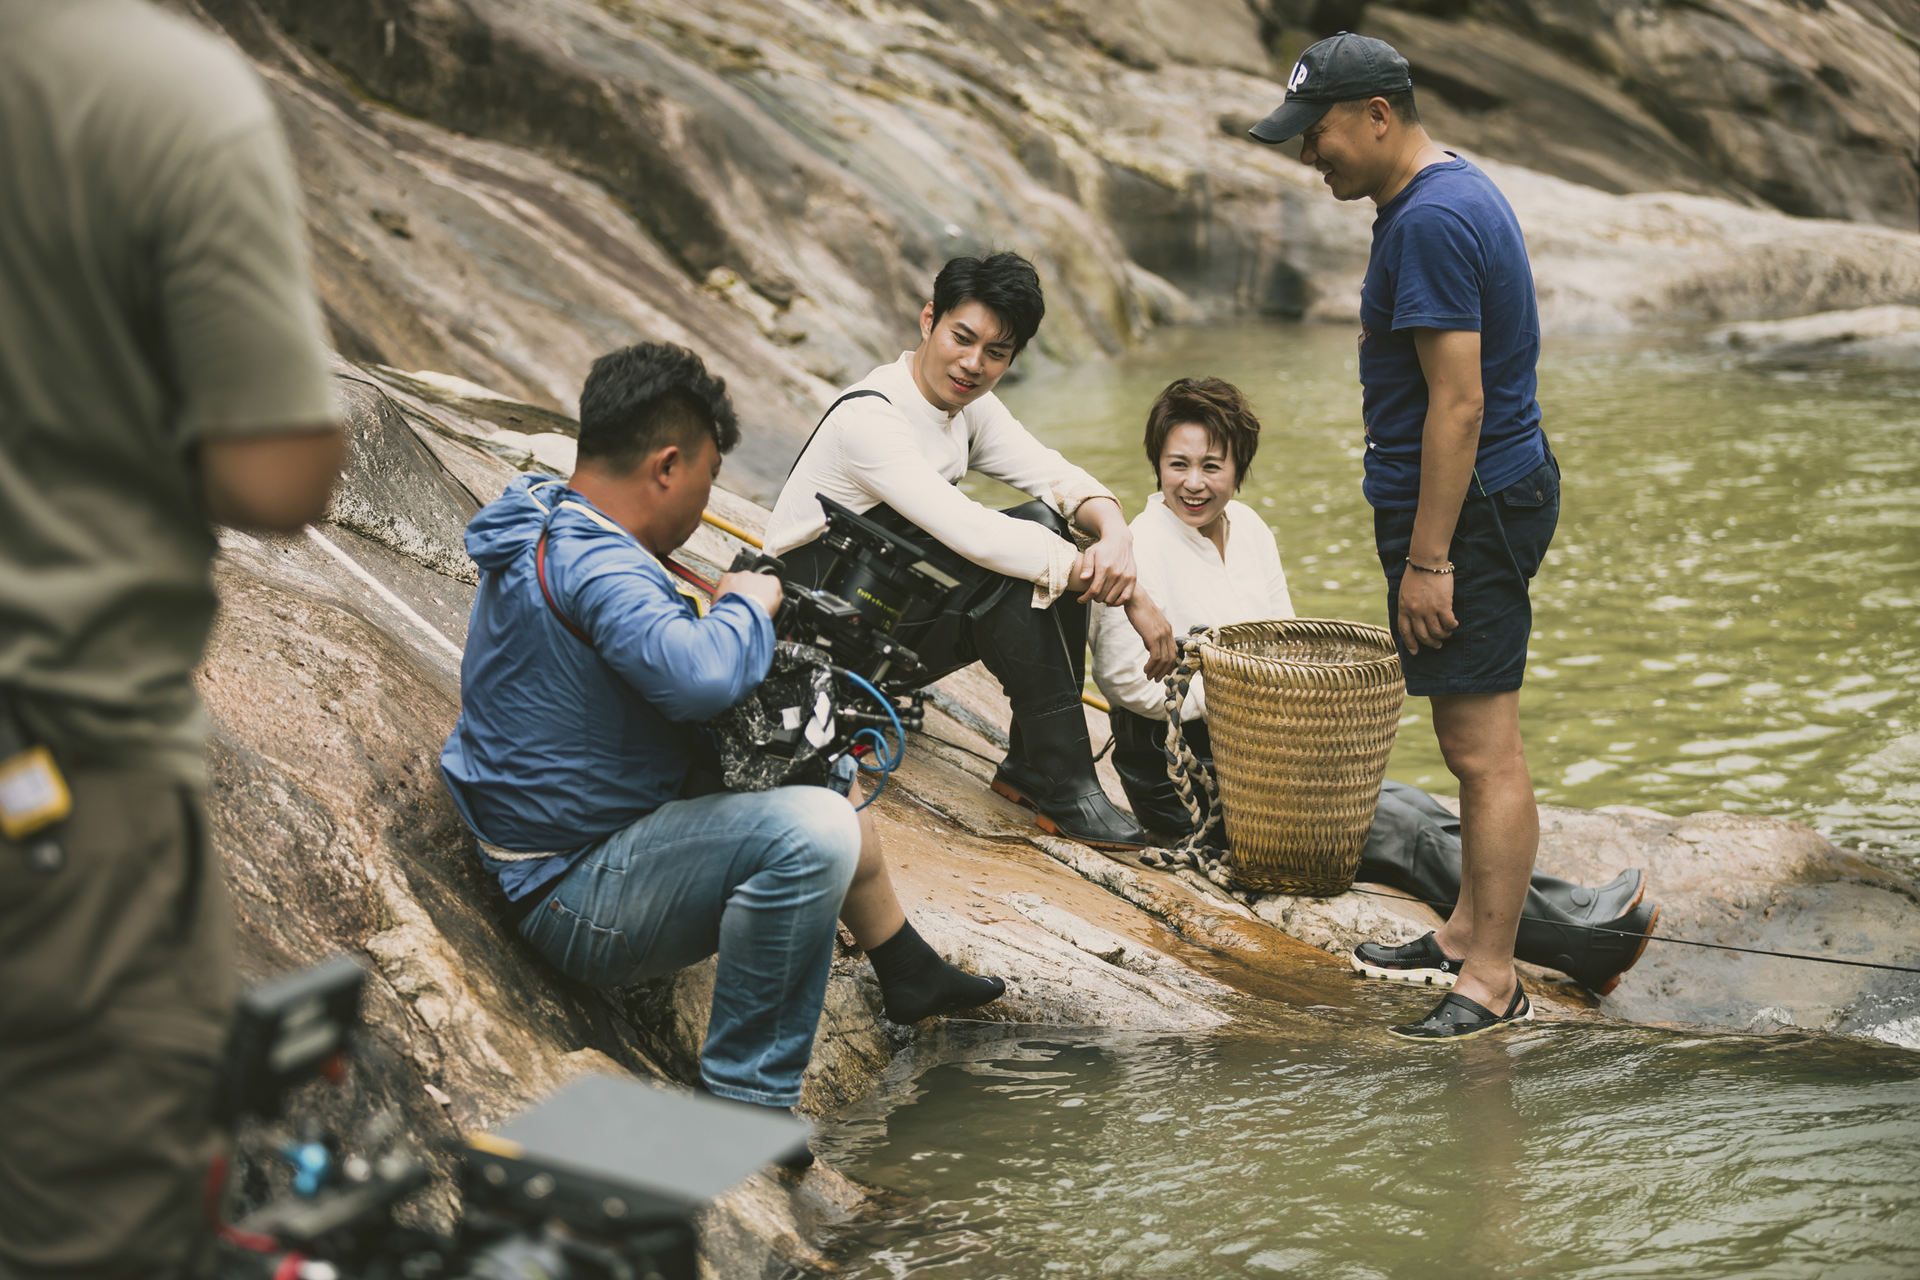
[1387, 985, 1533, 1042]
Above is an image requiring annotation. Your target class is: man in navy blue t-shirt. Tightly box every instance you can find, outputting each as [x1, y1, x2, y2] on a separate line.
[1249, 33, 1605, 1041]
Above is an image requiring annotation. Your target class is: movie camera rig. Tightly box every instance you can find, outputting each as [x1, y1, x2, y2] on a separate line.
[705, 496, 959, 792]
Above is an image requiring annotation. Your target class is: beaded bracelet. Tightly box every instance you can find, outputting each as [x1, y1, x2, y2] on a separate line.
[1406, 558, 1455, 575]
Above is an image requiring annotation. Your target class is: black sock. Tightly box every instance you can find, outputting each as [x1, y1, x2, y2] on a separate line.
[866, 920, 1007, 1023]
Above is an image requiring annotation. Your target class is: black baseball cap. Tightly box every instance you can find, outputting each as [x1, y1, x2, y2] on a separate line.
[1248, 32, 1413, 144]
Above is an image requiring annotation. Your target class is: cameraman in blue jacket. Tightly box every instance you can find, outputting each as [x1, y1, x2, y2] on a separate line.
[442, 344, 1000, 1139]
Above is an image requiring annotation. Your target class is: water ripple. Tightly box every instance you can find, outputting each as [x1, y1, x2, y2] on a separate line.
[825, 1024, 1920, 1280]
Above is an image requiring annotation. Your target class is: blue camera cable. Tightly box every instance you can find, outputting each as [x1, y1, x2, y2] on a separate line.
[840, 670, 904, 811]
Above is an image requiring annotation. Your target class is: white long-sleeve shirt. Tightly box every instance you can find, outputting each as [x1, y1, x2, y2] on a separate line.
[764, 353, 1114, 608]
[1090, 494, 1295, 722]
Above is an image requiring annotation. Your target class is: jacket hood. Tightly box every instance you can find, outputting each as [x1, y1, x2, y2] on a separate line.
[464, 474, 569, 572]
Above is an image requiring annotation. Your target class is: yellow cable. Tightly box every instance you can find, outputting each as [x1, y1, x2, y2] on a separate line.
[698, 508, 1110, 713]
[700, 510, 762, 548]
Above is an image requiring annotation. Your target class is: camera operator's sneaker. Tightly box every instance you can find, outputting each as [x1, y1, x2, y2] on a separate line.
[867, 920, 1007, 1022]
[1351, 931, 1464, 987]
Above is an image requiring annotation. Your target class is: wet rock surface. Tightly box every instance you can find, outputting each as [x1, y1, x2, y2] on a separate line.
[203, 374, 1920, 1269]
[1709, 305, 1920, 368]
[1244, 798, 1920, 1046]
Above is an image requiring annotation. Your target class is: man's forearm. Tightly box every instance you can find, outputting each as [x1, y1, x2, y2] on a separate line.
[1409, 406, 1480, 565]
[1072, 494, 1127, 541]
[199, 425, 345, 531]
[1408, 328, 1485, 566]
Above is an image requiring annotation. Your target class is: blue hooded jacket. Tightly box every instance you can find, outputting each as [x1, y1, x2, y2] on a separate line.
[440, 475, 774, 898]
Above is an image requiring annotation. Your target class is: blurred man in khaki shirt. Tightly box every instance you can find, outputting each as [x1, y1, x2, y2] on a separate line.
[0, 3, 344, 1274]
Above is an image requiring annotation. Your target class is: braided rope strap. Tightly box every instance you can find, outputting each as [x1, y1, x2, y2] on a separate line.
[1138, 627, 1237, 890]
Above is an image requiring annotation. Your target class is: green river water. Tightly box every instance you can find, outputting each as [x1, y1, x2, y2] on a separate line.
[822, 324, 1920, 1279]
[822, 1009, 1920, 1279]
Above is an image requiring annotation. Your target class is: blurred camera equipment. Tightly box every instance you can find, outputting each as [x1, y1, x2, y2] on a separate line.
[209, 958, 808, 1280]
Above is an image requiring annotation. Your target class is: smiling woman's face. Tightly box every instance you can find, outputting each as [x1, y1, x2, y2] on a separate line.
[1157, 422, 1237, 536]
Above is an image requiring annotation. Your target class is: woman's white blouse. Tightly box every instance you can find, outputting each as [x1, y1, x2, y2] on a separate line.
[1089, 494, 1295, 721]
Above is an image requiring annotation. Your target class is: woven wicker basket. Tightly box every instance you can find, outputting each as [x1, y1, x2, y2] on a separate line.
[1197, 619, 1406, 895]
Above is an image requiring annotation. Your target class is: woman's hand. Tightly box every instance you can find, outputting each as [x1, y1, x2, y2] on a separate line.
[1125, 591, 1177, 681]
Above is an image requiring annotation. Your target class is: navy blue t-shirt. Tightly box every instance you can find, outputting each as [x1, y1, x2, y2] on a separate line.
[1358, 156, 1544, 510]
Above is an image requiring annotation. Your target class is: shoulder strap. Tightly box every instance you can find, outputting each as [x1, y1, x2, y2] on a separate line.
[535, 529, 593, 646]
[533, 496, 711, 647]
[785, 388, 891, 482]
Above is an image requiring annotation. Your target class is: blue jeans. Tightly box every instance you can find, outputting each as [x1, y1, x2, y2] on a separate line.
[517, 786, 860, 1106]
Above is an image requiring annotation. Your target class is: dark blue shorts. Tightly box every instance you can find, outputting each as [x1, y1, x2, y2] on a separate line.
[1374, 451, 1560, 697]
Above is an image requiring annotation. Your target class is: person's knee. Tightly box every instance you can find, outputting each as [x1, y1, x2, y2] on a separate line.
[1436, 730, 1527, 786]
[1436, 729, 1504, 778]
[849, 802, 886, 883]
[1431, 697, 1526, 783]
[1003, 499, 1069, 536]
[768, 785, 862, 888]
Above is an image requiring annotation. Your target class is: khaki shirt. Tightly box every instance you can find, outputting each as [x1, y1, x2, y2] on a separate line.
[0, 0, 338, 784]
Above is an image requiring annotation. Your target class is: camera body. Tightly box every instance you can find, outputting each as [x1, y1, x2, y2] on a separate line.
[736, 496, 959, 691]
[707, 497, 959, 788]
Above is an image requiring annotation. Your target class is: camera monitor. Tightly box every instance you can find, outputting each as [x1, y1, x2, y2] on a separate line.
[215, 954, 366, 1126]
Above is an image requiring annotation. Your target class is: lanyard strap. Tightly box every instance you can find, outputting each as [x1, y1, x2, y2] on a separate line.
[535, 525, 593, 645]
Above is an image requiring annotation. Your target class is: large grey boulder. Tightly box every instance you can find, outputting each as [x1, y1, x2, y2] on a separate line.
[1344, 0, 1920, 231]
[1709, 305, 1920, 368]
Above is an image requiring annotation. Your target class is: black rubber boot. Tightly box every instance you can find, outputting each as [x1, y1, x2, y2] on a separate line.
[866, 920, 1007, 1022]
[1107, 707, 1210, 840]
[992, 721, 1045, 801]
[1362, 782, 1656, 991]
[1512, 898, 1660, 996]
[989, 701, 1147, 849]
[967, 568, 1146, 850]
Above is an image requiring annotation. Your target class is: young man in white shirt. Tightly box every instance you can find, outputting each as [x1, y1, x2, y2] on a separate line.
[1091, 378, 1658, 1000]
[766, 253, 1174, 849]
